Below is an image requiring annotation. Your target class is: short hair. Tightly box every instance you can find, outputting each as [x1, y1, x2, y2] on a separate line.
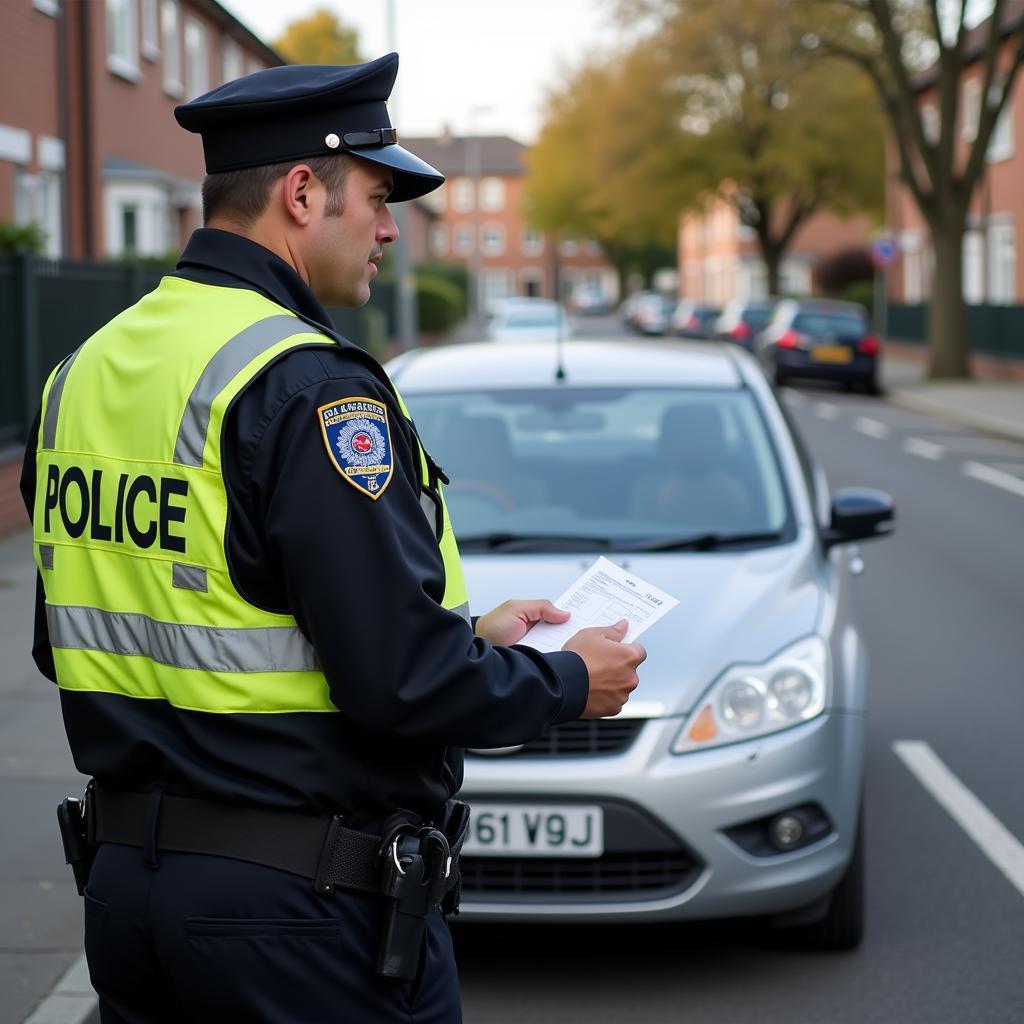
[201, 154, 353, 226]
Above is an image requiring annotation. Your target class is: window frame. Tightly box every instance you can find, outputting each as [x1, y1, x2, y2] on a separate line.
[107, 0, 140, 82]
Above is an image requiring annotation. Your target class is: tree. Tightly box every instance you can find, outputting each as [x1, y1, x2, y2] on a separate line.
[526, 1, 883, 295]
[274, 8, 361, 66]
[807, 0, 1024, 379]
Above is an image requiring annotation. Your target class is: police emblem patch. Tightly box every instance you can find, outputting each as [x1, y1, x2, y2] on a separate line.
[317, 397, 394, 499]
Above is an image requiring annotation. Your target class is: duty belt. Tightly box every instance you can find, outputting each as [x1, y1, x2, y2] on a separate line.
[88, 785, 466, 904]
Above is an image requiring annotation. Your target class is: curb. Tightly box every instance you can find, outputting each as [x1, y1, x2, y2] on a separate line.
[22, 955, 97, 1024]
[889, 388, 1024, 445]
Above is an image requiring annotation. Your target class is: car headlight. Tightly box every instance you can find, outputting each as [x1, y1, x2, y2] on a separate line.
[671, 636, 829, 754]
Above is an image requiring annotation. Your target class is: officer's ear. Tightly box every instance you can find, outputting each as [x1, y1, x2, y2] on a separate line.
[280, 164, 318, 227]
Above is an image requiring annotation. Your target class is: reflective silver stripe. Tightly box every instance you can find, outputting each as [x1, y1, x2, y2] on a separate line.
[46, 604, 318, 673]
[420, 490, 441, 537]
[449, 601, 471, 623]
[172, 564, 208, 592]
[174, 315, 318, 467]
[42, 347, 83, 449]
[39, 544, 54, 569]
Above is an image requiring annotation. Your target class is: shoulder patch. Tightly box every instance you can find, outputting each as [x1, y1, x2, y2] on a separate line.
[317, 396, 394, 500]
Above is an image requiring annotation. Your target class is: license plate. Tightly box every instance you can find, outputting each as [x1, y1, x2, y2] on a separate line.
[812, 344, 853, 364]
[462, 803, 604, 857]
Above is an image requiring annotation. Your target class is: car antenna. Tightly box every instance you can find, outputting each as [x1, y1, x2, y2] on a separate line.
[554, 302, 567, 382]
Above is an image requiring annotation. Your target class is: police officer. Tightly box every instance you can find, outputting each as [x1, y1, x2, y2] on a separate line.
[21, 53, 645, 1024]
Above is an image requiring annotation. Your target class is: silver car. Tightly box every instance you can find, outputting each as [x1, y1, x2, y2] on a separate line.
[388, 340, 894, 948]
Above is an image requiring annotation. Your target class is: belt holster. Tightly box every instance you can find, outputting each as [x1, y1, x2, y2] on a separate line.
[56, 781, 96, 895]
[375, 802, 470, 981]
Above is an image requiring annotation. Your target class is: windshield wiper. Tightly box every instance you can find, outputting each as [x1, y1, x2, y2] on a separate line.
[457, 532, 615, 552]
[625, 531, 785, 552]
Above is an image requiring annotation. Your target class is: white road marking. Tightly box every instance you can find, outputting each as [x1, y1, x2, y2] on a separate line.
[23, 954, 96, 1024]
[894, 741, 1024, 899]
[904, 437, 944, 460]
[927, 436, 1024, 455]
[963, 461, 1024, 498]
[814, 402, 838, 420]
[854, 416, 890, 439]
[781, 388, 806, 407]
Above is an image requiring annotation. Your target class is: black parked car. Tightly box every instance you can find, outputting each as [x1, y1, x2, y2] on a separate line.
[757, 299, 881, 393]
[713, 297, 781, 349]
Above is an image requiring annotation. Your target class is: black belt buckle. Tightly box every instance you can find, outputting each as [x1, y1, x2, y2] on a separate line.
[376, 824, 451, 981]
[57, 780, 96, 896]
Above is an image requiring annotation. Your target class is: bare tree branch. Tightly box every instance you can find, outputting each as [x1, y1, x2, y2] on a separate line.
[868, 0, 940, 190]
[962, 34, 1024, 197]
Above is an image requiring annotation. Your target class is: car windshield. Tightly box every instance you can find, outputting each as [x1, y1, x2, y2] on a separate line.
[406, 387, 792, 549]
[792, 311, 867, 340]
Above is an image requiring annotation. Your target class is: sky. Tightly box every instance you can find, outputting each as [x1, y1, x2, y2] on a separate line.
[217, 0, 622, 143]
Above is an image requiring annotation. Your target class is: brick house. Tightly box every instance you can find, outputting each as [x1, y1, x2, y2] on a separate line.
[400, 134, 618, 309]
[0, 0, 281, 261]
[886, 1, 1024, 307]
[677, 190, 874, 304]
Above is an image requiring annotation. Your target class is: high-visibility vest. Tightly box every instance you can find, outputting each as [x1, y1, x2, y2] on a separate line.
[32, 275, 468, 714]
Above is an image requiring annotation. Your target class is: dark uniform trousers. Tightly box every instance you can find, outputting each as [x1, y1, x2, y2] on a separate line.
[84, 843, 462, 1023]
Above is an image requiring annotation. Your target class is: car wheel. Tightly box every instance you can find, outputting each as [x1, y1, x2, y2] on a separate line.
[773, 368, 787, 388]
[777, 809, 865, 951]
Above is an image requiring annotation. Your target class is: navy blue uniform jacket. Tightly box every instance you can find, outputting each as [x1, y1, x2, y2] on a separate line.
[21, 228, 588, 826]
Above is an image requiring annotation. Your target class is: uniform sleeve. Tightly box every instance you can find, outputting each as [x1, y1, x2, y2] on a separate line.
[239, 371, 589, 747]
[20, 409, 57, 684]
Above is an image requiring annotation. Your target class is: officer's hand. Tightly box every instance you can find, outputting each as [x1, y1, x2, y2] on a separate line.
[563, 619, 646, 720]
[474, 599, 570, 646]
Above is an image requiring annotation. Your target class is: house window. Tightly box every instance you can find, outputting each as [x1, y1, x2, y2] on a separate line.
[33, 0, 61, 15]
[962, 79, 980, 142]
[122, 205, 139, 256]
[184, 17, 208, 99]
[521, 226, 543, 257]
[141, 0, 159, 59]
[480, 177, 505, 212]
[559, 237, 579, 256]
[429, 224, 448, 257]
[481, 223, 505, 257]
[454, 223, 474, 256]
[922, 102, 940, 145]
[221, 38, 244, 84]
[452, 178, 474, 213]
[987, 219, 1015, 304]
[963, 230, 984, 304]
[899, 231, 924, 302]
[162, 0, 182, 96]
[107, 0, 139, 80]
[987, 99, 1014, 162]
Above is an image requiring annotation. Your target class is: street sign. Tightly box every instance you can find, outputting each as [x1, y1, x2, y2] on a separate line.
[871, 237, 896, 268]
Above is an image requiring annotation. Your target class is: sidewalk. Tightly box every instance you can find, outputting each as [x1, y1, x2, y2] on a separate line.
[883, 344, 1024, 444]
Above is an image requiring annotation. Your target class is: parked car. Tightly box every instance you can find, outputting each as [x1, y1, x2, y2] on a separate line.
[758, 299, 882, 393]
[618, 291, 655, 329]
[571, 284, 611, 316]
[714, 297, 781, 349]
[487, 299, 573, 343]
[671, 300, 722, 339]
[389, 339, 894, 948]
[629, 293, 676, 335]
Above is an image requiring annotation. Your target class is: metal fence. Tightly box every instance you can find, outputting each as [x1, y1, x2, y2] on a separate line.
[0, 255, 395, 446]
[886, 302, 1024, 359]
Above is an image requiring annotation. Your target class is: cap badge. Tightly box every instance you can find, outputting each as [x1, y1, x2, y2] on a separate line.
[325, 133, 340, 149]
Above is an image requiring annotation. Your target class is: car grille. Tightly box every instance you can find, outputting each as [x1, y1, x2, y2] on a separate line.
[460, 851, 699, 901]
[471, 719, 646, 759]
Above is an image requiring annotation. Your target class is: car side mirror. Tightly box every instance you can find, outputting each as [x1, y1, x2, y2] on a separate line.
[822, 488, 895, 549]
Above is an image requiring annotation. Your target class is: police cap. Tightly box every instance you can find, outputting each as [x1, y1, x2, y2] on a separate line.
[174, 52, 443, 202]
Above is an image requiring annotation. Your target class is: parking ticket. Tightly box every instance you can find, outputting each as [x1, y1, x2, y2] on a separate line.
[518, 556, 679, 653]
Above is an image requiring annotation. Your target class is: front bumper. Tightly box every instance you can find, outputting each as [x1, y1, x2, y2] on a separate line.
[458, 710, 864, 922]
